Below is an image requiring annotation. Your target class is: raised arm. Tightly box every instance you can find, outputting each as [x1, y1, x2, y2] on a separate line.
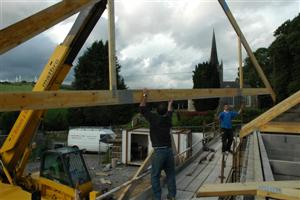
[168, 100, 173, 112]
[238, 103, 244, 114]
[140, 88, 148, 107]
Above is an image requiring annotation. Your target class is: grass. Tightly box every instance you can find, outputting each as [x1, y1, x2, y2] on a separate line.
[0, 82, 33, 92]
[0, 82, 73, 92]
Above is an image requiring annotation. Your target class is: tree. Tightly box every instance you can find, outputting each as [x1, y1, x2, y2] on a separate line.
[69, 41, 135, 126]
[242, 13, 300, 104]
[43, 109, 69, 131]
[241, 48, 273, 108]
[0, 112, 19, 135]
[192, 62, 220, 111]
[242, 48, 272, 88]
[270, 14, 300, 101]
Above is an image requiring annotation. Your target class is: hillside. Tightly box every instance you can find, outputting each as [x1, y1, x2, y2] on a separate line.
[0, 82, 73, 92]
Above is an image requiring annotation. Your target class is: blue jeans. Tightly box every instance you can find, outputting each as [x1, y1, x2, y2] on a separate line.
[151, 148, 176, 200]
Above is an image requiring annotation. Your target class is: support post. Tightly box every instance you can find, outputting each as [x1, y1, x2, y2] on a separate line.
[108, 0, 117, 90]
[117, 150, 154, 200]
[218, 0, 276, 102]
[238, 37, 243, 89]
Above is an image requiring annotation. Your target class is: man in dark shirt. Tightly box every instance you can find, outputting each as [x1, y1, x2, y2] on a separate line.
[140, 89, 176, 200]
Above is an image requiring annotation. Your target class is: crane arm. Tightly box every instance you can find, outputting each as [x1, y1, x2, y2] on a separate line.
[0, 0, 107, 183]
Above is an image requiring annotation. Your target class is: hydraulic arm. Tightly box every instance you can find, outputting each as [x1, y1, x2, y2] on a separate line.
[0, 0, 107, 185]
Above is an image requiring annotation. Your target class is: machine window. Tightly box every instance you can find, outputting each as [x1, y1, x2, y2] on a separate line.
[41, 154, 70, 186]
[64, 152, 90, 186]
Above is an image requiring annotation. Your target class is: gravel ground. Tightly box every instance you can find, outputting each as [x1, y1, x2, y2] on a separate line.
[26, 153, 139, 196]
[82, 154, 139, 191]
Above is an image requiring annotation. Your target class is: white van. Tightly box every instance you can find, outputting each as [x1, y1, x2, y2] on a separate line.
[67, 127, 116, 152]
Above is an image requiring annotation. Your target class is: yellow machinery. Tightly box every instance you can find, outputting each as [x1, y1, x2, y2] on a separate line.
[0, 0, 279, 199]
[0, 0, 107, 199]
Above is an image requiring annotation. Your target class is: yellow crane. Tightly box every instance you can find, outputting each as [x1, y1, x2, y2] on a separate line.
[0, 0, 277, 199]
[0, 0, 108, 199]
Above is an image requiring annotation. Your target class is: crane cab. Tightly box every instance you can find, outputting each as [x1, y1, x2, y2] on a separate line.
[39, 147, 93, 199]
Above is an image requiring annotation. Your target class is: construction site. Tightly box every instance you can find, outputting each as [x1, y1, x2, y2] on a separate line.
[0, 0, 299, 200]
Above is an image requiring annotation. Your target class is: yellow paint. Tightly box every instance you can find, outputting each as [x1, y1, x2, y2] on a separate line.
[0, 182, 31, 200]
[0, 45, 70, 177]
[38, 177, 93, 199]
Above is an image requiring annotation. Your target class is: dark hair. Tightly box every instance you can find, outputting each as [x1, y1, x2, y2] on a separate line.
[157, 103, 167, 115]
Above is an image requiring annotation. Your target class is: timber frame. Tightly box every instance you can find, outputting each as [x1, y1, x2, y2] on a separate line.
[240, 90, 300, 138]
[1, 0, 295, 199]
[0, 88, 270, 112]
[197, 180, 300, 200]
[0, 0, 275, 108]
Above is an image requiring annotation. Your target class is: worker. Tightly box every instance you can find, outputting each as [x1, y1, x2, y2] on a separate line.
[140, 88, 176, 200]
[219, 103, 243, 154]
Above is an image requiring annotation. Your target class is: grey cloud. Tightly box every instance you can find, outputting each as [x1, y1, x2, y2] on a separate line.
[1, 0, 299, 89]
[0, 34, 56, 81]
[1, 0, 59, 28]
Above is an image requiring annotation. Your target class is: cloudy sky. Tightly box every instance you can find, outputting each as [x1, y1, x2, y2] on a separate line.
[0, 0, 299, 89]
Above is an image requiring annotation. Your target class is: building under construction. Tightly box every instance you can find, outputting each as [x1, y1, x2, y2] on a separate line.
[0, 0, 299, 200]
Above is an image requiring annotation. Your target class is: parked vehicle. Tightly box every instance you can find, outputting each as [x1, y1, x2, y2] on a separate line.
[67, 127, 116, 152]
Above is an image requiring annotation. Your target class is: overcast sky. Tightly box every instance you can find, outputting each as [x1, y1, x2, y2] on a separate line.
[0, 0, 299, 89]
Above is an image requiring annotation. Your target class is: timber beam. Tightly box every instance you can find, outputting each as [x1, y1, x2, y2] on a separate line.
[197, 180, 300, 199]
[240, 90, 300, 138]
[260, 122, 300, 134]
[0, 88, 270, 112]
[218, 0, 276, 102]
[0, 0, 101, 54]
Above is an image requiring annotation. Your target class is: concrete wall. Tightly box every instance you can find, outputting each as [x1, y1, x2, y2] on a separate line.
[262, 134, 300, 180]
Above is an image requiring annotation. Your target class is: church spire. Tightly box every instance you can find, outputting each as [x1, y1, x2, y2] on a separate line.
[209, 29, 219, 66]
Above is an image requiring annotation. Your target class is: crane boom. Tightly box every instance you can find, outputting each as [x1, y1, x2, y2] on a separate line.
[0, 0, 107, 183]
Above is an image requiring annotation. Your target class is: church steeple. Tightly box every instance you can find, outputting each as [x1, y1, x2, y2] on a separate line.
[209, 30, 219, 66]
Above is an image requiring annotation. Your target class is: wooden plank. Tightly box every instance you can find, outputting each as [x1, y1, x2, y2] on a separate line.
[108, 0, 117, 90]
[176, 150, 209, 186]
[0, 88, 270, 112]
[177, 160, 207, 191]
[223, 153, 233, 183]
[175, 190, 194, 199]
[246, 134, 255, 181]
[205, 153, 225, 184]
[187, 150, 222, 192]
[177, 143, 221, 191]
[257, 132, 274, 181]
[240, 90, 300, 138]
[218, 0, 276, 101]
[260, 122, 300, 134]
[253, 132, 263, 182]
[185, 152, 210, 176]
[238, 37, 243, 89]
[197, 180, 300, 197]
[247, 134, 264, 200]
[117, 150, 153, 200]
[257, 187, 300, 200]
[253, 132, 265, 200]
[0, 0, 101, 54]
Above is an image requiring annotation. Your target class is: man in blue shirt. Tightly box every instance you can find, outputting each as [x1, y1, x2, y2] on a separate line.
[219, 103, 243, 154]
